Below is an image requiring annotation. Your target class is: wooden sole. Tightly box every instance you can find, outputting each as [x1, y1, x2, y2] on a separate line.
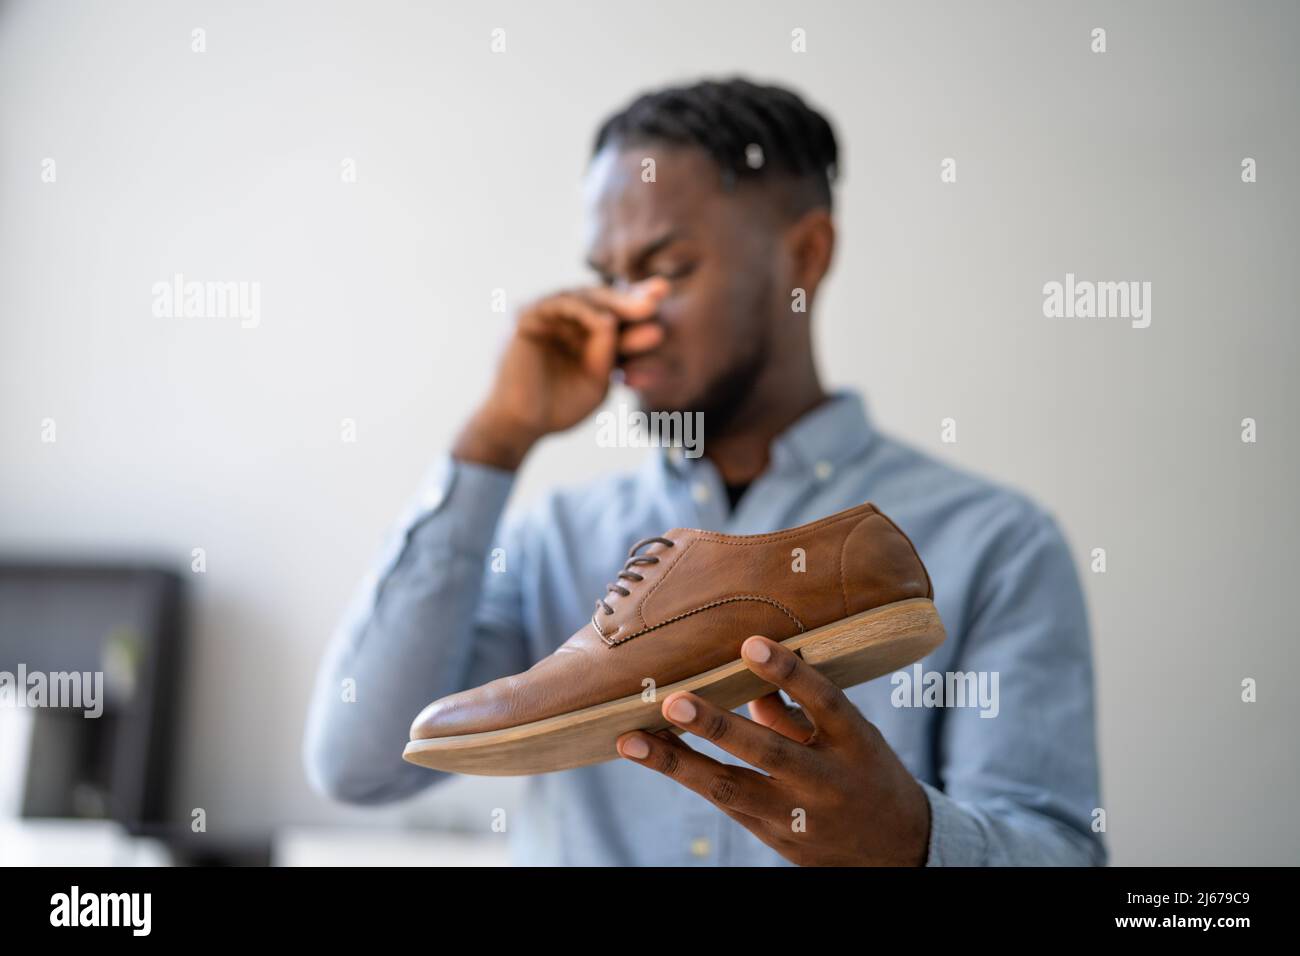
[402, 596, 945, 776]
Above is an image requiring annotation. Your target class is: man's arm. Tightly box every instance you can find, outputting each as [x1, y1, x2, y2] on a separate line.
[301, 454, 527, 805]
[302, 277, 670, 805]
[922, 504, 1107, 866]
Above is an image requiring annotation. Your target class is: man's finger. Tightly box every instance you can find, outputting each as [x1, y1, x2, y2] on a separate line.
[580, 276, 670, 320]
[657, 690, 819, 781]
[580, 309, 618, 378]
[740, 635, 860, 741]
[617, 321, 665, 356]
[522, 294, 613, 344]
[615, 726, 787, 821]
[748, 691, 816, 743]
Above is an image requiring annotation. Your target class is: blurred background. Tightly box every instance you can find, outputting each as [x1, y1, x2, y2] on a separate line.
[1, 0, 1297, 865]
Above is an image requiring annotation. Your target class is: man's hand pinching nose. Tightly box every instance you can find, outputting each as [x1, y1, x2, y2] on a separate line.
[584, 276, 670, 357]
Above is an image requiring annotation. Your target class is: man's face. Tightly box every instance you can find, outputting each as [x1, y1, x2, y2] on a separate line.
[582, 143, 785, 421]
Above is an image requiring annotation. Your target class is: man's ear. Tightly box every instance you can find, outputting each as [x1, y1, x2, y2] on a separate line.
[786, 208, 836, 306]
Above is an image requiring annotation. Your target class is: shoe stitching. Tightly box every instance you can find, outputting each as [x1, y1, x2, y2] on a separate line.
[598, 594, 806, 647]
[837, 511, 887, 618]
[594, 537, 687, 639]
[597, 504, 877, 640]
[871, 509, 935, 601]
[636, 511, 867, 626]
[676, 504, 875, 546]
[637, 536, 696, 631]
[839, 524, 851, 620]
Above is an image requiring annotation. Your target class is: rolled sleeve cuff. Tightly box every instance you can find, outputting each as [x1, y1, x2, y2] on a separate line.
[919, 779, 989, 866]
[367, 454, 517, 594]
[406, 455, 516, 539]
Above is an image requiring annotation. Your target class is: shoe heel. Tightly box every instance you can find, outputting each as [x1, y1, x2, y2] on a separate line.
[784, 596, 946, 690]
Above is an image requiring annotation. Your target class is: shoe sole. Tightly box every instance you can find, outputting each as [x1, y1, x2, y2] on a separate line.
[402, 596, 945, 776]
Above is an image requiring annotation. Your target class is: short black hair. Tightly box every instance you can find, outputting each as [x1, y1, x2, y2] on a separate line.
[591, 76, 839, 213]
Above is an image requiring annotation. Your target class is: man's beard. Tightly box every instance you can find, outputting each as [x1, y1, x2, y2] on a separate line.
[637, 322, 771, 442]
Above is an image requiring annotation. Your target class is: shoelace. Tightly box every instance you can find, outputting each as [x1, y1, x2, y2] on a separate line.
[596, 536, 675, 616]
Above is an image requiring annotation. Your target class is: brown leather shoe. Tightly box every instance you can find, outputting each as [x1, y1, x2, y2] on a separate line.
[403, 501, 944, 776]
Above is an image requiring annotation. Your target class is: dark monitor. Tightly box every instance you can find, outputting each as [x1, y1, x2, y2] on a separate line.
[0, 564, 185, 835]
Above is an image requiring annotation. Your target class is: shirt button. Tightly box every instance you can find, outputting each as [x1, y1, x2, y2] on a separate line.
[691, 482, 711, 504]
[814, 460, 834, 481]
[690, 837, 711, 857]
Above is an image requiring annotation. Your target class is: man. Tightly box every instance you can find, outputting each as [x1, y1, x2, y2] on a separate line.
[302, 77, 1106, 866]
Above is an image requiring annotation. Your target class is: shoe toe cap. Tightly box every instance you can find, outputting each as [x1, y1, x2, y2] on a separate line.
[409, 684, 511, 740]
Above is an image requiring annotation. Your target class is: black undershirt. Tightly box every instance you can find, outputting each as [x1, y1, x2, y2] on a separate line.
[724, 482, 750, 510]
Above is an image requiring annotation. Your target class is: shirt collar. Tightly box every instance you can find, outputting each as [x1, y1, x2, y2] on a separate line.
[658, 387, 876, 478]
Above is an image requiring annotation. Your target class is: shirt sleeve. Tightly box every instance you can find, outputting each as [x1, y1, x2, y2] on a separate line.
[301, 454, 531, 805]
[920, 505, 1108, 866]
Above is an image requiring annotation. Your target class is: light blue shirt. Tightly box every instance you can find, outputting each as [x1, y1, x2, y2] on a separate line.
[303, 389, 1107, 866]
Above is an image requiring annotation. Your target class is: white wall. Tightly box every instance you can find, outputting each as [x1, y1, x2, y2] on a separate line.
[2, 0, 1297, 863]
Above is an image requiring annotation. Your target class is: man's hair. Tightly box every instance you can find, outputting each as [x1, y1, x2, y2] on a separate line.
[591, 76, 839, 213]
